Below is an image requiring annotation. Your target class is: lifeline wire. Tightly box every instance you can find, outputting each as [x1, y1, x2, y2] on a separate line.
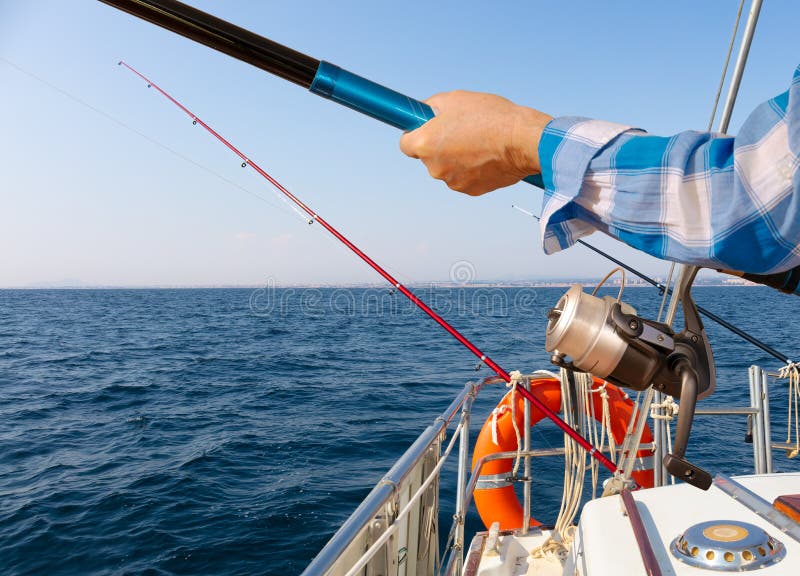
[707, 0, 747, 132]
[118, 61, 619, 474]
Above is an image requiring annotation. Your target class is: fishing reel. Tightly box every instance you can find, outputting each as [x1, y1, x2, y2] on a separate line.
[544, 268, 716, 490]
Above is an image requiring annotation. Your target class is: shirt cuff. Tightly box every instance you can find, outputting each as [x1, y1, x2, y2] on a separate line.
[538, 117, 634, 254]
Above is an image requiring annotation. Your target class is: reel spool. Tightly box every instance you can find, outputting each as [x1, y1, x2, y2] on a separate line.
[544, 268, 716, 489]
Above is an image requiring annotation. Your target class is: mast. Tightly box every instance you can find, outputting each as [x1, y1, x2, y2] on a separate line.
[657, 0, 764, 486]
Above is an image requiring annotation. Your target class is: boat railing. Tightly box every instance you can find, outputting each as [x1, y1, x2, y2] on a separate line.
[301, 378, 496, 576]
[301, 373, 570, 576]
[651, 364, 774, 485]
[303, 365, 779, 575]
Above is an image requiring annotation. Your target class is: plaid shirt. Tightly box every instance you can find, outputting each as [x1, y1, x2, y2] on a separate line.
[538, 65, 800, 274]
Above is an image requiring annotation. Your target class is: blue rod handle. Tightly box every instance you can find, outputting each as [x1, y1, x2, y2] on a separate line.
[309, 61, 544, 188]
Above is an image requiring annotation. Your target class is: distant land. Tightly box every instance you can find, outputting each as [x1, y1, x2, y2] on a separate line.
[2, 274, 759, 290]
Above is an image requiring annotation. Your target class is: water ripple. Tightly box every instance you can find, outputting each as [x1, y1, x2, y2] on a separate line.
[0, 287, 797, 574]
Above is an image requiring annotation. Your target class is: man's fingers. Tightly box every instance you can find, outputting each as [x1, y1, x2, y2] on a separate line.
[423, 92, 449, 114]
[399, 93, 450, 159]
[425, 90, 472, 112]
[446, 176, 487, 197]
[399, 131, 420, 158]
[399, 130, 427, 159]
[426, 161, 448, 181]
[399, 123, 434, 159]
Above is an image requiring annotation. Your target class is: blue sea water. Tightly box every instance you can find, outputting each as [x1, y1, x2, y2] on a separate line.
[1, 286, 798, 575]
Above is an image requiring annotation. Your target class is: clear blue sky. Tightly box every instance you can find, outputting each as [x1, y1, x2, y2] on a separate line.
[1, 1, 798, 287]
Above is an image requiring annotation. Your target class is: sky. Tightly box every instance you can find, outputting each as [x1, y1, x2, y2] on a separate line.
[1, 1, 799, 287]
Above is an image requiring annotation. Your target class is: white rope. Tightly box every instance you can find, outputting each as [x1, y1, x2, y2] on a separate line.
[666, 413, 675, 485]
[507, 371, 524, 477]
[650, 396, 679, 421]
[778, 362, 800, 458]
[613, 389, 638, 484]
[531, 370, 591, 563]
[644, 394, 681, 484]
[490, 405, 509, 446]
[582, 379, 612, 499]
[587, 381, 602, 499]
[598, 383, 616, 464]
[591, 382, 615, 499]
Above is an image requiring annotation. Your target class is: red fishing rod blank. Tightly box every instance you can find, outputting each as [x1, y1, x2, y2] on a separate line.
[117, 61, 619, 475]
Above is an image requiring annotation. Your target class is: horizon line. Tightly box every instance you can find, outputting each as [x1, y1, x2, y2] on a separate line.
[0, 278, 753, 291]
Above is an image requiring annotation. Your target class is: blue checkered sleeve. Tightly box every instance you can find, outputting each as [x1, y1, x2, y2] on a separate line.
[538, 65, 800, 274]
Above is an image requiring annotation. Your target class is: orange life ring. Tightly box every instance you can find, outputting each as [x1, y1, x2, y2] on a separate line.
[472, 377, 654, 530]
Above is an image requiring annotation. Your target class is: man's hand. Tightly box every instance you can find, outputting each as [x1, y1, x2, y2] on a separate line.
[399, 91, 552, 196]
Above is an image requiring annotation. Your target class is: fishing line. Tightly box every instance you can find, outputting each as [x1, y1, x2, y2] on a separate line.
[0, 56, 309, 225]
[512, 204, 791, 364]
[0, 56, 541, 346]
[118, 61, 619, 474]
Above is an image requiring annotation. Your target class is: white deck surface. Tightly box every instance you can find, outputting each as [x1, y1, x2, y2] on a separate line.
[469, 473, 800, 576]
[572, 473, 800, 575]
[469, 528, 563, 576]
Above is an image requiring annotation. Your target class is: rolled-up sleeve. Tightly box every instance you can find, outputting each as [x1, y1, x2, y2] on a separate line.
[538, 65, 800, 274]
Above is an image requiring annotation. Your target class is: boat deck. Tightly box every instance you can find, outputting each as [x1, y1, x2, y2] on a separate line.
[466, 473, 800, 575]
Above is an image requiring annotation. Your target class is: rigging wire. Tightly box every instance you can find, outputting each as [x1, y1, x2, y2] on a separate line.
[707, 0, 747, 132]
[656, 263, 675, 323]
[117, 61, 620, 475]
[642, 0, 757, 488]
[653, 0, 748, 486]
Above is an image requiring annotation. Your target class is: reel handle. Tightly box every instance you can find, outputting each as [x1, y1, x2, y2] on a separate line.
[663, 358, 712, 490]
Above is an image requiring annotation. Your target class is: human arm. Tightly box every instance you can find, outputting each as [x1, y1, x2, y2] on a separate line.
[398, 91, 552, 196]
[399, 66, 800, 274]
[541, 66, 800, 274]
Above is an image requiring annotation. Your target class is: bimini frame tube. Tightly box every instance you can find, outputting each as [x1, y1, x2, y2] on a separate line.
[98, 0, 544, 187]
[117, 60, 617, 475]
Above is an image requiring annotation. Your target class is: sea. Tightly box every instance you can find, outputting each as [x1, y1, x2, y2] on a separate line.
[1, 285, 798, 575]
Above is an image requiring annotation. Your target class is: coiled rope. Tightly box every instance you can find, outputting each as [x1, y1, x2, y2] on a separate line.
[778, 362, 800, 458]
[530, 370, 594, 563]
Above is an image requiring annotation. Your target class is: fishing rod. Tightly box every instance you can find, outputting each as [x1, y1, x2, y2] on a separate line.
[512, 205, 792, 364]
[98, 0, 544, 186]
[117, 61, 619, 475]
[100, 2, 800, 326]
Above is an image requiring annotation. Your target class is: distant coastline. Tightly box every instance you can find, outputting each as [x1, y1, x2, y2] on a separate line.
[0, 278, 760, 290]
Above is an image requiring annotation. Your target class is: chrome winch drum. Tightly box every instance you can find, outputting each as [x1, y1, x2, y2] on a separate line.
[671, 520, 786, 571]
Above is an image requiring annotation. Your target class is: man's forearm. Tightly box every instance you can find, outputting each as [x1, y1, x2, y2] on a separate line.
[398, 65, 800, 274]
[540, 76, 799, 275]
